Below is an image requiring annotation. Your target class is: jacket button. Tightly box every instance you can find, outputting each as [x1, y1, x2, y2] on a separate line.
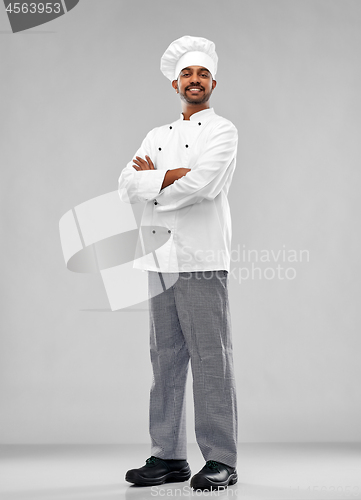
[168, 230, 171, 233]
[198, 122, 201, 125]
[169, 126, 172, 129]
[154, 200, 158, 205]
[185, 144, 188, 148]
[152, 230, 156, 234]
[158, 147, 162, 151]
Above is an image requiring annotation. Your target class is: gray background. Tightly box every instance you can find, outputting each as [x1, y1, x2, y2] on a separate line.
[0, 0, 360, 444]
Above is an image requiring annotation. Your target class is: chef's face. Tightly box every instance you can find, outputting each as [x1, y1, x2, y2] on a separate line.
[172, 66, 217, 105]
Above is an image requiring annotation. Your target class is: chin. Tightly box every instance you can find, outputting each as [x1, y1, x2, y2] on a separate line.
[186, 97, 208, 105]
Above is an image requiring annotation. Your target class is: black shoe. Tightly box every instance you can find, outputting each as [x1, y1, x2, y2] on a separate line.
[190, 460, 238, 490]
[125, 456, 191, 486]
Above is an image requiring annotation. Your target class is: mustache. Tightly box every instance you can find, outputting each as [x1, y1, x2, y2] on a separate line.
[185, 85, 204, 90]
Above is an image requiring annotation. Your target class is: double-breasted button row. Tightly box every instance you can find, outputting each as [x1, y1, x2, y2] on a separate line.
[151, 229, 172, 234]
[158, 144, 190, 149]
[168, 122, 200, 129]
[158, 121, 200, 152]
[168, 123, 200, 127]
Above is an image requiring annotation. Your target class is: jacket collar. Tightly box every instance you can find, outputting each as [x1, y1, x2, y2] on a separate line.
[180, 107, 215, 122]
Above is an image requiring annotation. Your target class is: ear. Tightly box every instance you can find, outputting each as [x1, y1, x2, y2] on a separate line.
[212, 79, 217, 90]
[172, 80, 178, 92]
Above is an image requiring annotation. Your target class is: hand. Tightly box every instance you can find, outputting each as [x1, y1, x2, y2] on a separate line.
[132, 155, 155, 171]
[161, 168, 191, 190]
[177, 168, 191, 178]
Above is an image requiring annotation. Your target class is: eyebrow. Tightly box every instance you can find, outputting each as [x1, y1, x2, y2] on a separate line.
[181, 67, 210, 74]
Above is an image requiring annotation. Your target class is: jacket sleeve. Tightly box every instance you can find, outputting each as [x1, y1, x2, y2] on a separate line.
[118, 129, 166, 204]
[154, 121, 238, 212]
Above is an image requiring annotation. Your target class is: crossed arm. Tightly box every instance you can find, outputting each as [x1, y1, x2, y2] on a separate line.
[132, 155, 191, 190]
[119, 121, 237, 207]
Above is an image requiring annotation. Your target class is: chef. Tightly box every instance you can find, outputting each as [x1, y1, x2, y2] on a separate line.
[118, 35, 238, 491]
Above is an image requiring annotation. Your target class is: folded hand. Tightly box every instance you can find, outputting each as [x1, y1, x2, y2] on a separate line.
[132, 156, 155, 170]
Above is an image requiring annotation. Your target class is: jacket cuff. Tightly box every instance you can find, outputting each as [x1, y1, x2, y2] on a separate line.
[137, 170, 167, 201]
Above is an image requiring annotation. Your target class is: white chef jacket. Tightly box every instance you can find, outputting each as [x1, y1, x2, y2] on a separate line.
[118, 108, 238, 272]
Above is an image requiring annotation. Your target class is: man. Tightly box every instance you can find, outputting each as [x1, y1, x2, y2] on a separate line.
[118, 35, 238, 491]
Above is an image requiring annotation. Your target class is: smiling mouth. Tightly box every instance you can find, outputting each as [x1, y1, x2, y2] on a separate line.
[187, 88, 203, 92]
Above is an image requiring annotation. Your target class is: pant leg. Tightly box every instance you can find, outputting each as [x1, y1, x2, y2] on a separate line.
[148, 271, 190, 460]
[174, 270, 238, 468]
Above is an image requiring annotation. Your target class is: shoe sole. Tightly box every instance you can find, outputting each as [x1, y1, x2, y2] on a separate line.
[190, 471, 238, 490]
[125, 466, 192, 486]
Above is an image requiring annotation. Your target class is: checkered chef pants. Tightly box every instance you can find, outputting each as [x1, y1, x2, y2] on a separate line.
[148, 270, 238, 468]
